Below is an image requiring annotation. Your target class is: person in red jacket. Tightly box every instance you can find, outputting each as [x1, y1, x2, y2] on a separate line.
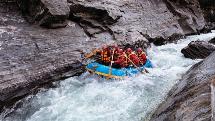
[113, 49, 128, 68]
[126, 48, 140, 67]
[111, 44, 120, 61]
[136, 48, 147, 65]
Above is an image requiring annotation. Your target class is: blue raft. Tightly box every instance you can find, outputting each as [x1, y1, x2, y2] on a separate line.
[86, 59, 153, 79]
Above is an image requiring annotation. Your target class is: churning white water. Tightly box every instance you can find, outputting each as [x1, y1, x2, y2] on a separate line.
[1, 32, 215, 121]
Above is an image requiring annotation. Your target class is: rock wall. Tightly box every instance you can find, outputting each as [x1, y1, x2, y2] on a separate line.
[212, 78, 215, 121]
[149, 52, 215, 121]
[198, 0, 215, 31]
[0, 1, 102, 110]
[16, 0, 207, 45]
[67, 0, 206, 45]
[0, 0, 214, 111]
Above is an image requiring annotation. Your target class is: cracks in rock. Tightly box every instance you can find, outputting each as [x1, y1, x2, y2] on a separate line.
[17, 0, 70, 29]
[189, 7, 199, 18]
[69, 4, 120, 39]
[103, 25, 116, 40]
[164, 0, 198, 34]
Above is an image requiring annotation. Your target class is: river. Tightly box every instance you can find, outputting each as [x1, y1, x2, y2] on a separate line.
[1, 32, 215, 121]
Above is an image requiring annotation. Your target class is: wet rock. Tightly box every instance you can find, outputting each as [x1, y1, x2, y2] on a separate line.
[209, 37, 215, 44]
[181, 40, 215, 59]
[201, 22, 215, 33]
[149, 52, 215, 121]
[17, 0, 70, 28]
[143, 33, 185, 46]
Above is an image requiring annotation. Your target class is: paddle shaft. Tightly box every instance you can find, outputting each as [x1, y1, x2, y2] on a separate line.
[125, 54, 148, 74]
[108, 48, 115, 78]
[82, 49, 100, 60]
[133, 52, 149, 73]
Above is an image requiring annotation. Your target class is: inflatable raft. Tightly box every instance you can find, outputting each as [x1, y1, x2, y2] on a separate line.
[86, 59, 153, 79]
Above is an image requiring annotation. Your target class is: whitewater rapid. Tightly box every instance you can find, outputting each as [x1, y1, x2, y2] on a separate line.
[1, 32, 215, 121]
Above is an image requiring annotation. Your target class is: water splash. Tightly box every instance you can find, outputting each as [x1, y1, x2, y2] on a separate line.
[1, 32, 215, 121]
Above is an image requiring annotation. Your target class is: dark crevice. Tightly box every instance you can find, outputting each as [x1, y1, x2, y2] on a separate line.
[164, 0, 198, 34]
[69, 4, 120, 39]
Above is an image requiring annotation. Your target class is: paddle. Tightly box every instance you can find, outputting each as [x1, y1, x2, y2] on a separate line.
[76, 49, 100, 79]
[133, 52, 149, 74]
[144, 67, 149, 73]
[76, 49, 101, 65]
[83, 49, 100, 59]
[125, 54, 149, 74]
[107, 48, 115, 79]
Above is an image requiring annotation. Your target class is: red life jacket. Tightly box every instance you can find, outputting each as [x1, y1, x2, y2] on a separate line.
[127, 52, 140, 66]
[114, 53, 128, 68]
[113, 49, 120, 61]
[138, 52, 147, 65]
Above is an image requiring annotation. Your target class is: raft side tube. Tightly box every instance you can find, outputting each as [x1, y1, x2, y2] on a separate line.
[86, 59, 153, 79]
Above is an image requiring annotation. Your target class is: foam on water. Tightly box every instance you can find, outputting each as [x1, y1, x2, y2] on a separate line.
[1, 32, 215, 121]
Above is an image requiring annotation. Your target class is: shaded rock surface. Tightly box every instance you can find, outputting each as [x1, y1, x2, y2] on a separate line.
[149, 52, 215, 121]
[198, 0, 215, 32]
[199, 0, 215, 22]
[181, 40, 215, 59]
[17, 0, 70, 28]
[209, 37, 215, 44]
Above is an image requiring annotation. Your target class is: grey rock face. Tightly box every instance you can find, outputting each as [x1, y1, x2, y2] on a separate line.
[17, 0, 70, 28]
[0, 2, 110, 109]
[212, 78, 215, 121]
[164, 0, 205, 34]
[150, 52, 215, 121]
[68, 0, 205, 46]
[181, 40, 215, 59]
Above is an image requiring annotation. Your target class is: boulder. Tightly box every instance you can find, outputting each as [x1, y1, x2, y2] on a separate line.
[17, 0, 70, 28]
[209, 37, 215, 44]
[181, 40, 215, 59]
[149, 52, 215, 121]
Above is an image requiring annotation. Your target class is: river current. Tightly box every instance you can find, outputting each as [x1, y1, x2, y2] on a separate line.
[1, 32, 215, 121]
